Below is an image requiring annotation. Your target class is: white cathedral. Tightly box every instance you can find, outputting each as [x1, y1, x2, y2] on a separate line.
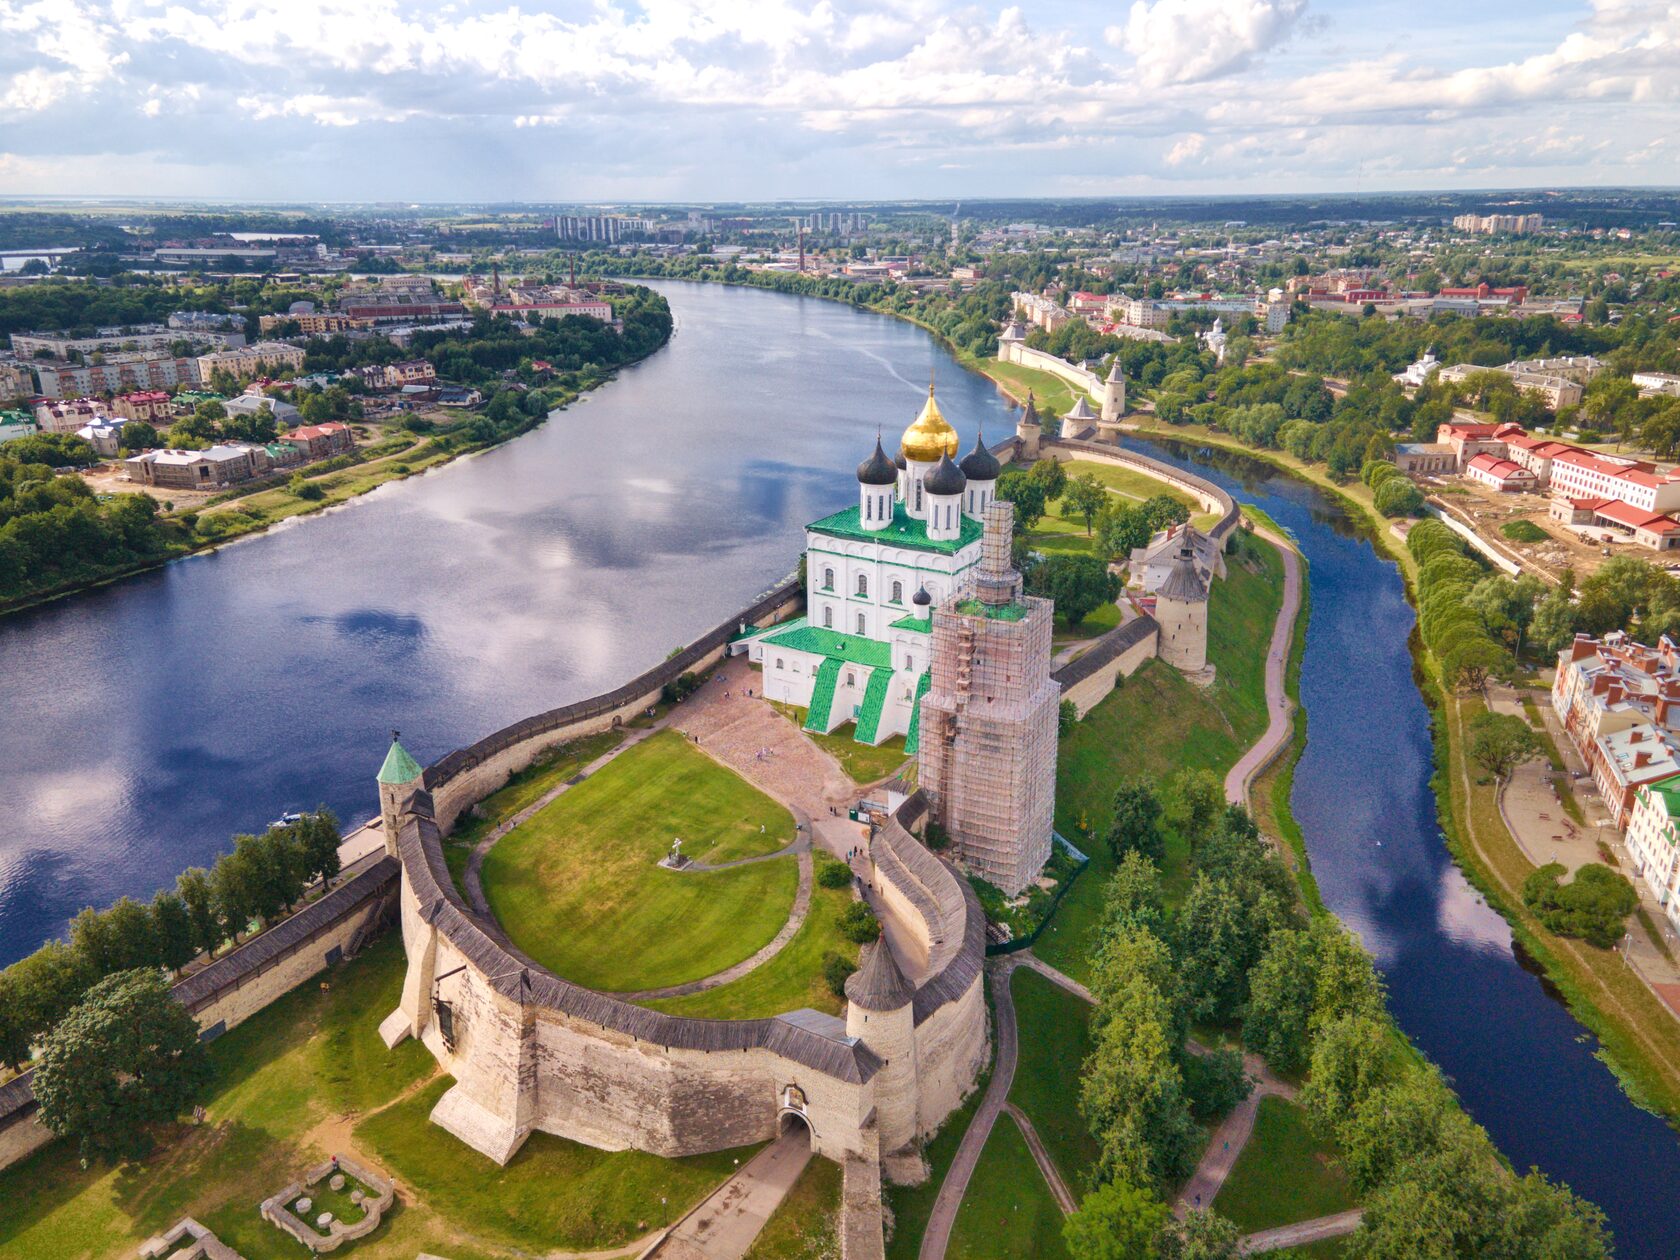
[741, 385, 1001, 752]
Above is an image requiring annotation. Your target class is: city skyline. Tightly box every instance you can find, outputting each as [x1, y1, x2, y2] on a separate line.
[1, 0, 1676, 201]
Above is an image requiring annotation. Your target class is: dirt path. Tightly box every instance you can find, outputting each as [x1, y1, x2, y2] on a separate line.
[1239, 1208, 1364, 1254]
[1002, 1103, 1077, 1215]
[1224, 527, 1303, 808]
[1175, 1052, 1298, 1219]
[918, 957, 1018, 1260]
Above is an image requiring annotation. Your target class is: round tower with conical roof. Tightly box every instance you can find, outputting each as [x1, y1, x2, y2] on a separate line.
[1101, 359, 1126, 422]
[1015, 391, 1042, 460]
[377, 730, 424, 855]
[1155, 537, 1210, 673]
[845, 938, 918, 1153]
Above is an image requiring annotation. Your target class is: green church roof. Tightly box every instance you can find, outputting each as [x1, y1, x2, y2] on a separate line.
[378, 736, 423, 785]
[807, 501, 982, 556]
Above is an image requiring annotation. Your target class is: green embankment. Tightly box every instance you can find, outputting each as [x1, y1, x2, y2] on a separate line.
[1009, 967, 1101, 1190]
[946, 1116, 1072, 1260]
[1211, 1097, 1356, 1232]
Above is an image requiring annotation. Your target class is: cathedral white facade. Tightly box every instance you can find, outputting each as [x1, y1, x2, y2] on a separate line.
[742, 385, 1000, 749]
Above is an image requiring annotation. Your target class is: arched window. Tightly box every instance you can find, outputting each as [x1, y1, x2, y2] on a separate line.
[846, 672, 855, 687]
[892, 580, 903, 603]
[857, 612, 867, 634]
[775, 658, 784, 670]
[823, 567, 834, 590]
[822, 606, 833, 628]
[856, 574, 868, 597]
[915, 482, 923, 510]
[905, 656, 913, 671]
[865, 497, 872, 521]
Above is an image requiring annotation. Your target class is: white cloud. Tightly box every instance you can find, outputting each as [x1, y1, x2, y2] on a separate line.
[1108, 0, 1306, 86]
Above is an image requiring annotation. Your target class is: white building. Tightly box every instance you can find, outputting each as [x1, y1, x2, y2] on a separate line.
[738, 386, 999, 748]
[1393, 348, 1442, 388]
[1633, 372, 1680, 399]
[196, 341, 307, 382]
[1549, 450, 1680, 515]
[1627, 778, 1680, 930]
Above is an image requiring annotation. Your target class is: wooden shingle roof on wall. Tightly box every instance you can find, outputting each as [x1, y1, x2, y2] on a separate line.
[1051, 614, 1160, 691]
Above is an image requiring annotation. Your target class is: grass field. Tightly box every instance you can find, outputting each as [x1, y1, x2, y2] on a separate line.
[1212, 1098, 1355, 1233]
[480, 729, 800, 991]
[1036, 538, 1284, 981]
[983, 357, 1093, 419]
[1008, 968, 1100, 1191]
[641, 878, 860, 1019]
[741, 1155, 842, 1260]
[357, 1077, 751, 1252]
[946, 1117, 1071, 1260]
[769, 703, 910, 784]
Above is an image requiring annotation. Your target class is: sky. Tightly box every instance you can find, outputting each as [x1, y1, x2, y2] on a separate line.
[0, 0, 1676, 202]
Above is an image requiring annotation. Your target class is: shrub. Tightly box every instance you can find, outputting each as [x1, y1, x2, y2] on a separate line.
[1501, 519, 1548, 544]
[816, 858, 853, 889]
[289, 474, 325, 501]
[839, 901, 881, 944]
[1522, 862, 1638, 948]
[822, 951, 856, 997]
[1373, 476, 1425, 517]
[661, 672, 702, 703]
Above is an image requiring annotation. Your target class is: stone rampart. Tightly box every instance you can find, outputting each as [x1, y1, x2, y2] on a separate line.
[1041, 437, 1241, 542]
[999, 341, 1104, 398]
[1052, 616, 1162, 717]
[421, 579, 803, 832]
[0, 854, 397, 1174]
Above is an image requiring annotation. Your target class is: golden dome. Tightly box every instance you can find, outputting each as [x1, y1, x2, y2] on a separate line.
[900, 385, 960, 464]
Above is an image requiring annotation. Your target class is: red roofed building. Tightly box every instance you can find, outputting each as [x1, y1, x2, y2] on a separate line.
[1464, 452, 1538, 492]
[282, 422, 354, 460]
[1436, 420, 1527, 471]
[1502, 432, 1585, 484]
[112, 390, 172, 422]
[1550, 449, 1680, 515]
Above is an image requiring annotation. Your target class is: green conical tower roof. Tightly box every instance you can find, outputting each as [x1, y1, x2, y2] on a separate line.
[378, 732, 423, 785]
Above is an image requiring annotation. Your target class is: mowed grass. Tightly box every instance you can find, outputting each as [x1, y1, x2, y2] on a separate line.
[1211, 1097, 1355, 1233]
[741, 1154, 842, 1260]
[642, 879, 861, 1019]
[357, 1076, 753, 1252]
[1063, 459, 1199, 513]
[984, 357, 1091, 418]
[481, 729, 798, 992]
[1036, 537, 1284, 982]
[946, 1117, 1071, 1260]
[0, 934, 444, 1260]
[771, 703, 910, 784]
[1009, 967, 1100, 1191]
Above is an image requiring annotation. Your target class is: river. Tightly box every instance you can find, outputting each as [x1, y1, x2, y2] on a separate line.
[1, 280, 1676, 1254]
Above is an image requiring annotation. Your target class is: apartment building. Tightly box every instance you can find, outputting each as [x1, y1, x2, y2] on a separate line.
[34, 356, 201, 400]
[1552, 633, 1680, 828]
[196, 341, 307, 382]
[124, 443, 272, 489]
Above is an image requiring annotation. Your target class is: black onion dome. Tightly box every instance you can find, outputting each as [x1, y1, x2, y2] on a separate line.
[960, 433, 1001, 481]
[857, 436, 898, 486]
[913, 584, 932, 606]
[894, 449, 907, 470]
[923, 452, 968, 496]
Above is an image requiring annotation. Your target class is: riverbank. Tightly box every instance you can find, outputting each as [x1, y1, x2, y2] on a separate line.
[1131, 417, 1680, 1125]
[0, 306, 674, 621]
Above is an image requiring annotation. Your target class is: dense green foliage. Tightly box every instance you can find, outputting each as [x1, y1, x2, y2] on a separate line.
[32, 969, 212, 1163]
[1465, 711, 1544, 782]
[0, 812, 339, 1073]
[1030, 552, 1121, 627]
[1522, 862, 1640, 949]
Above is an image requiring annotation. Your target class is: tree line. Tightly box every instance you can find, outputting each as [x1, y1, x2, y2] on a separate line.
[0, 811, 342, 1074]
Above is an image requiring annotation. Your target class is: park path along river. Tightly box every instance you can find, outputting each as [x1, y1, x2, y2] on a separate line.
[0, 280, 1676, 1254]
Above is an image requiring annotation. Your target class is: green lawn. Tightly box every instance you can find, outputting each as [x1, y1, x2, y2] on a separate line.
[1062, 460, 1199, 514]
[771, 703, 910, 784]
[481, 729, 800, 991]
[984, 357, 1092, 419]
[357, 1076, 753, 1252]
[887, 1069, 991, 1260]
[642, 879, 861, 1019]
[741, 1154, 842, 1260]
[1211, 1097, 1356, 1233]
[1036, 538, 1284, 982]
[1269, 1240, 1349, 1260]
[1008, 968, 1100, 1192]
[946, 1117, 1071, 1260]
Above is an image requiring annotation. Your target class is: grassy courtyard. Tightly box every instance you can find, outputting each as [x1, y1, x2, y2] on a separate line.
[481, 729, 799, 992]
[946, 1117, 1071, 1260]
[771, 702, 910, 783]
[1036, 537, 1284, 982]
[642, 877, 860, 1019]
[983, 357, 1093, 419]
[0, 933, 749, 1259]
[1211, 1097, 1355, 1233]
[1009, 968, 1100, 1191]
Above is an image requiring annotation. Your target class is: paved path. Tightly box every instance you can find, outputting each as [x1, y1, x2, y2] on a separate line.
[1224, 526, 1304, 808]
[649, 1127, 814, 1260]
[1002, 1103, 1077, 1215]
[1239, 1209, 1364, 1254]
[1175, 1052, 1298, 1220]
[1016, 953, 1094, 1003]
[918, 957, 1018, 1260]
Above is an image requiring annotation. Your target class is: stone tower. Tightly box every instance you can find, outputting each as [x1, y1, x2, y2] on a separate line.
[377, 731, 424, 856]
[1014, 391, 1041, 461]
[845, 940, 917, 1153]
[917, 502, 1059, 895]
[1101, 360, 1126, 422]
[1155, 540, 1210, 673]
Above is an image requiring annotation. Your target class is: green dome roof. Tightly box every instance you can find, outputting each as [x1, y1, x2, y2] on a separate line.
[378, 735, 423, 785]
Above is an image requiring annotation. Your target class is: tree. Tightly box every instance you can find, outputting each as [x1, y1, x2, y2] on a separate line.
[1059, 697, 1079, 736]
[176, 867, 219, 957]
[121, 421, 159, 452]
[1107, 778, 1165, 864]
[1465, 711, 1543, 782]
[996, 469, 1048, 530]
[1163, 768, 1224, 848]
[209, 841, 264, 942]
[1028, 457, 1068, 503]
[1096, 502, 1151, 560]
[0, 973, 31, 1071]
[1099, 852, 1168, 939]
[149, 890, 196, 973]
[1244, 926, 1318, 1074]
[1299, 1014, 1399, 1134]
[1033, 553, 1121, 628]
[1373, 476, 1425, 518]
[1521, 862, 1638, 948]
[33, 969, 211, 1163]
[1175, 873, 1282, 1025]
[298, 808, 342, 885]
[1063, 1180, 1169, 1260]
[1157, 1209, 1242, 1260]
[1064, 473, 1108, 536]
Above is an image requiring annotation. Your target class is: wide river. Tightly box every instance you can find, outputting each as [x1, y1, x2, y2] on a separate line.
[2, 280, 1677, 1253]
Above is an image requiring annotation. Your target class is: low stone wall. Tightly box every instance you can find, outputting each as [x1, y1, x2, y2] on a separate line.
[420, 579, 803, 834]
[1042, 436, 1241, 542]
[999, 341, 1103, 399]
[1053, 616, 1162, 717]
[260, 1154, 395, 1253]
[0, 854, 397, 1175]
